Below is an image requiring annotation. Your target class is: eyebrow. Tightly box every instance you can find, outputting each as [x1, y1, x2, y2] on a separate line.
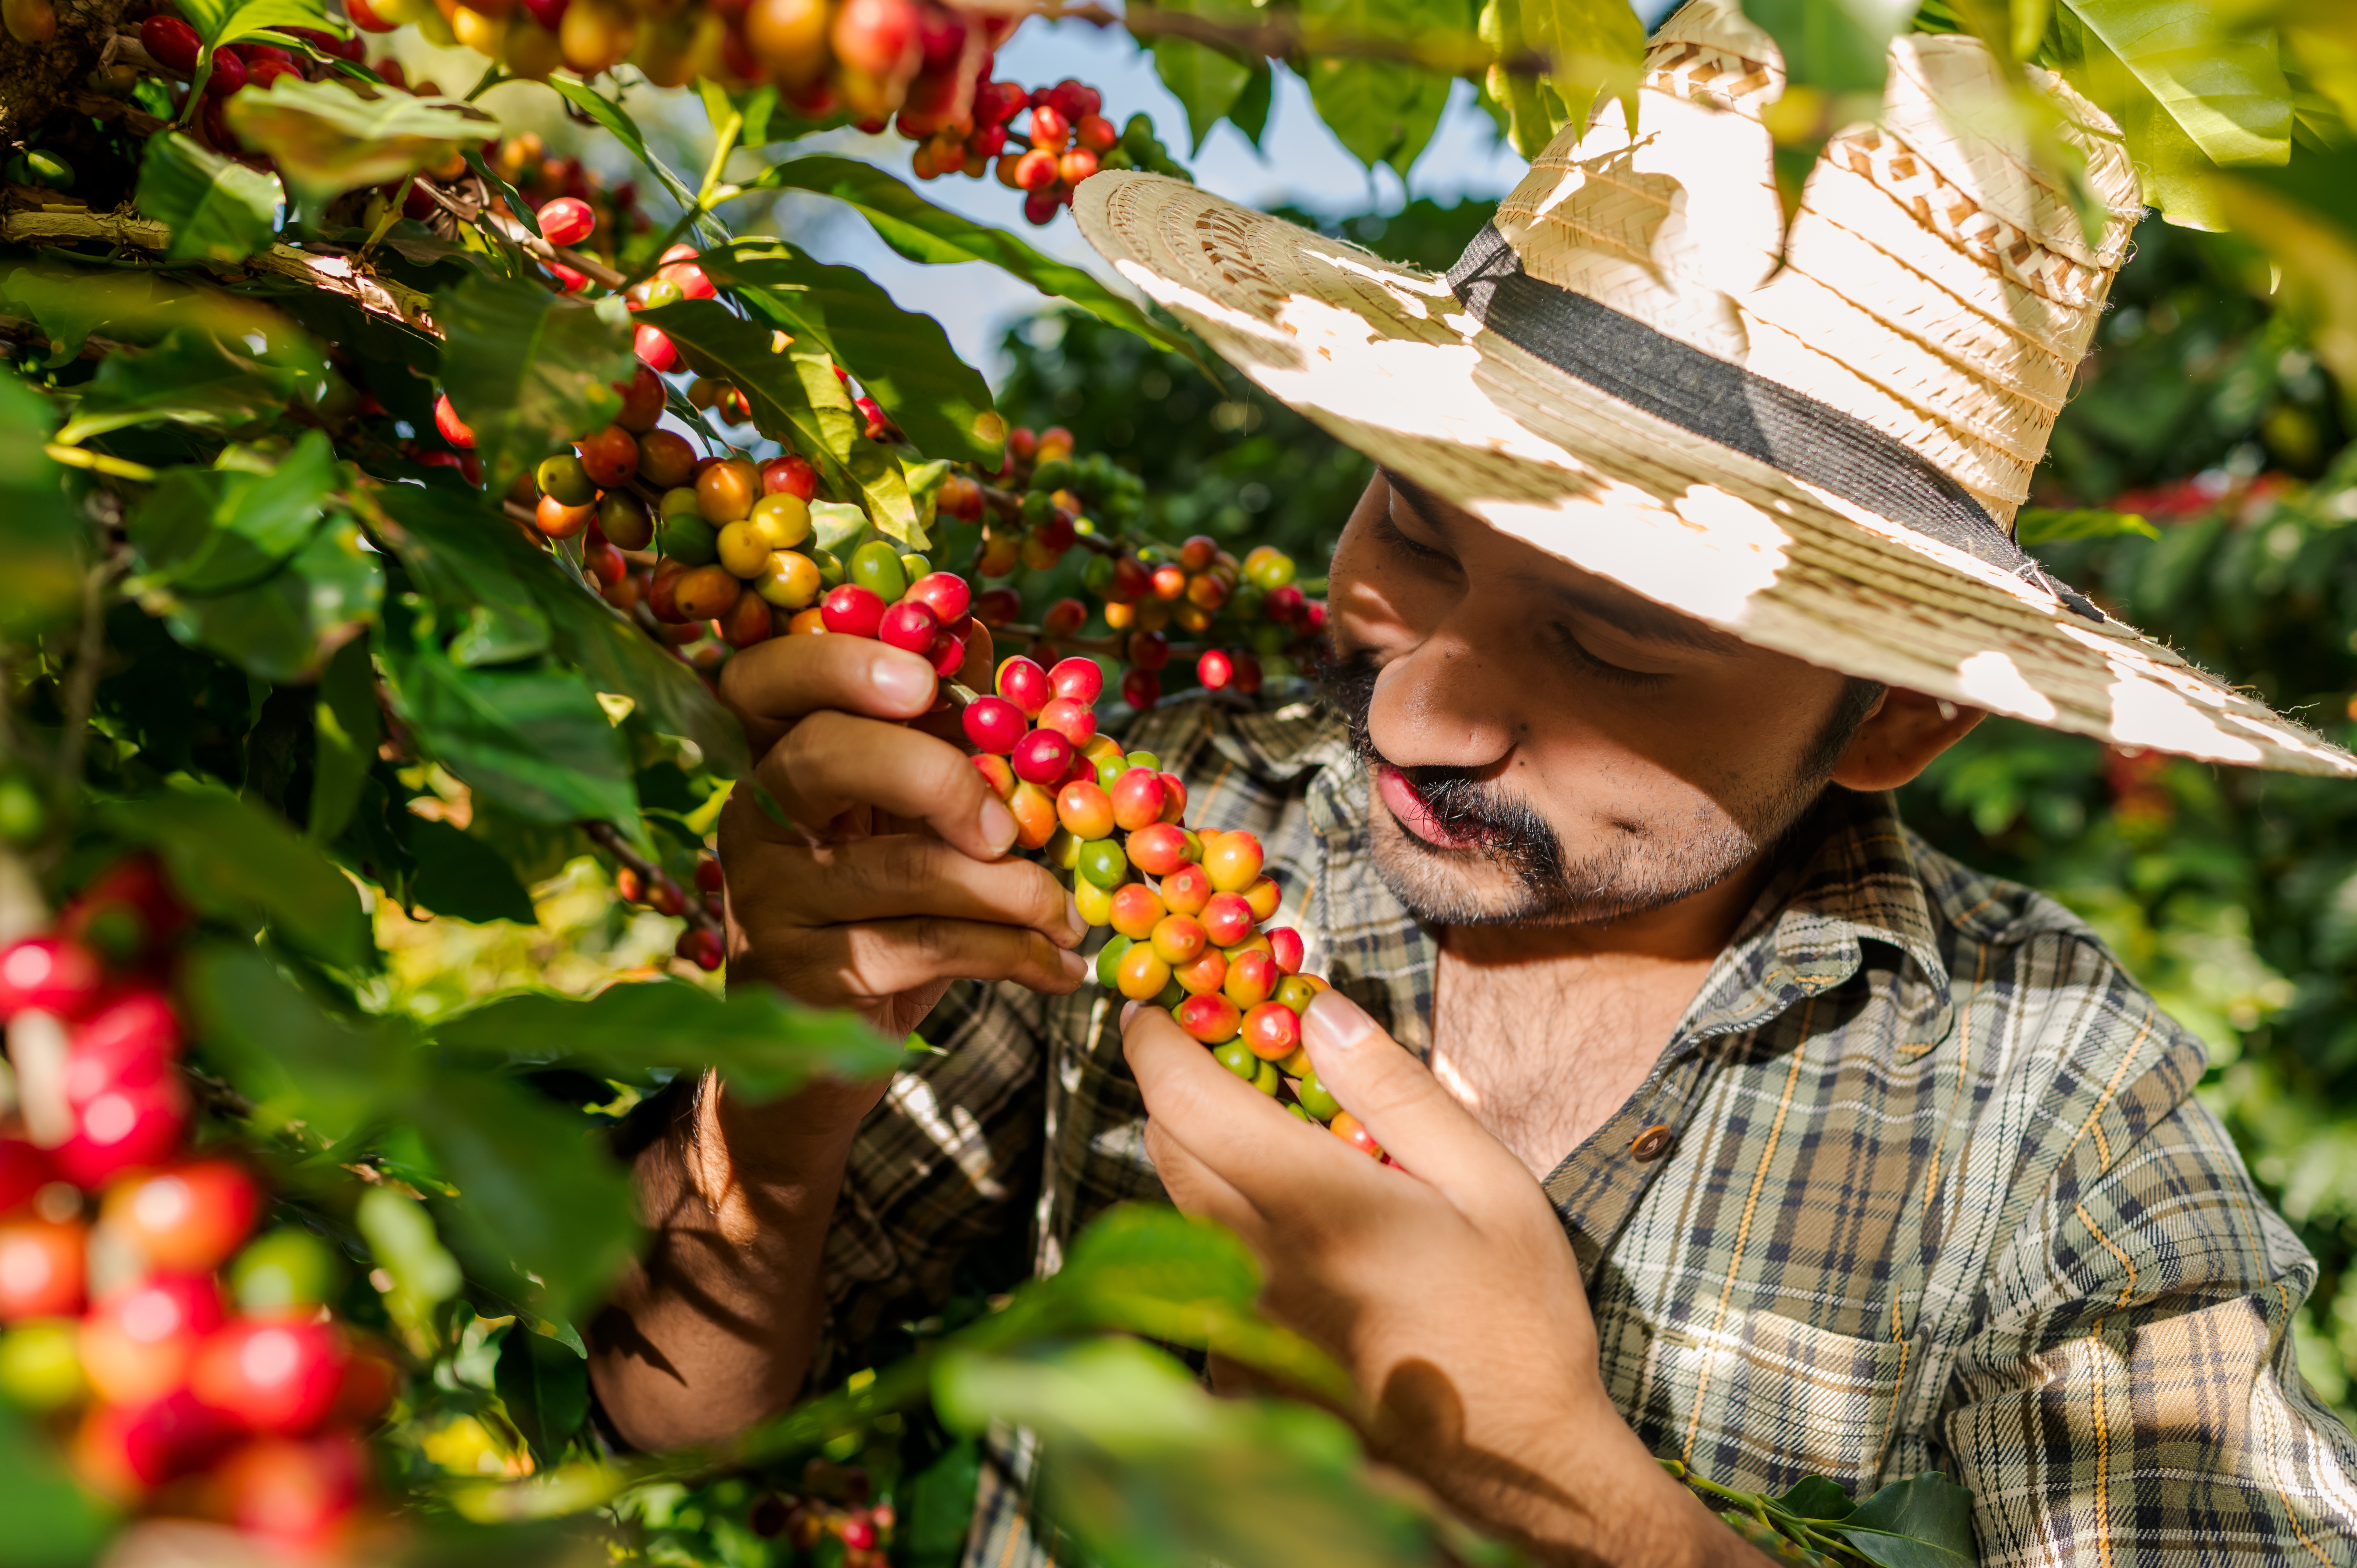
[1377, 468, 1744, 657]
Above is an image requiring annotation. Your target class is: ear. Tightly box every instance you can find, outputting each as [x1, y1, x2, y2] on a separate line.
[1827, 688, 1985, 792]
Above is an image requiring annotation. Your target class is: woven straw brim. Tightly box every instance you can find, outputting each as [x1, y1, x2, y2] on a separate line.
[1074, 172, 2357, 778]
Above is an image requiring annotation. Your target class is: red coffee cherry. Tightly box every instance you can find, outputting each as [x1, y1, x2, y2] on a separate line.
[877, 600, 940, 653]
[615, 363, 666, 432]
[1011, 728, 1075, 787]
[1048, 656, 1102, 705]
[431, 394, 475, 449]
[0, 935, 105, 1020]
[1036, 696, 1095, 749]
[141, 14, 202, 71]
[216, 1431, 365, 1554]
[81, 1271, 226, 1406]
[1196, 649, 1234, 690]
[0, 1218, 86, 1322]
[192, 1317, 348, 1436]
[761, 453, 819, 500]
[1125, 822, 1188, 878]
[1200, 892, 1254, 948]
[536, 196, 595, 245]
[634, 323, 678, 371]
[820, 584, 886, 637]
[961, 697, 1026, 755]
[1242, 1000, 1300, 1061]
[675, 927, 724, 972]
[904, 571, 972, 625]
[1173, 992, 1241, 1044]
[103, 1160, 261, 1273]
[1120, 667, 1160, 712]
[1266, 927, 1305, 975]
[994, 655, 1051, 717]
[577, 425, 639, 488]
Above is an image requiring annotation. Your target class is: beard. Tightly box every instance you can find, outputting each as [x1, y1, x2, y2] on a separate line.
[1316, 649, 1850, 929]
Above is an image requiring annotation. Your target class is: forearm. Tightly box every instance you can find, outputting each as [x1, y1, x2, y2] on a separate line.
[587, 1073, 874, 1450]
[1417, 1397, 1780, 1568]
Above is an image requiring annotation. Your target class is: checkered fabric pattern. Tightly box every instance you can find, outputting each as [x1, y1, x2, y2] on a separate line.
[812, 690, 2357, 1567]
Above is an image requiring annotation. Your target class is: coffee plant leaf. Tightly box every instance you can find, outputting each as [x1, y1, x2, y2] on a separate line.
[429, 978, 903, 1101]
[185, 943, 416, 1141]
[704, 242, 1003, 464]
[1144, 0, 1258, 152]
[369, 484, 555, 668]
[1830, 1471, 1979, 1568]
[758, 157, 1207, 372]
[437, 276, 636, 493]
[2062, 0, 2291, 169]
[639, 296, 923, 544]
[309, 634, 380, 844]
[160, 513, 383, 684]
[56, 320, 326, 445]
[1771, 1474, 1858, 1523]
[0, 1406, 118, 1568]
[177, 0, 324, 46]
[542, 75, 715, 245]
[375, 607, 640, 827]
[99, 782, 370, 966]
[224, 76, 497, 204]
[411, 1069, 640, 1321]
[0, 377, 85, 637]
[1300, 0, 1462, 175]
[127, 428, 337, 594]
[495, 1319, 593, 1465]
[2015, 505, 2160, 543]
[135, 132, 284, 267]
[1741, 0, 1916, 97]
[406, 817, 541, 924]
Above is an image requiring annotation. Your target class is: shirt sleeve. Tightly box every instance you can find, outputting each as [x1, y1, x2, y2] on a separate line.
[808, 976, 1049, 1386]
[1940, 1046, 2357, 1566]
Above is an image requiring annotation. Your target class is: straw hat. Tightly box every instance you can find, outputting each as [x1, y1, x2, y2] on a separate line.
[1072, 0, 2357, 777]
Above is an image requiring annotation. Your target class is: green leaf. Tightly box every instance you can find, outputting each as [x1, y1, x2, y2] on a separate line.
[128, 428, 338, 593]
[161, 512, 383, 683]
[2210, 142, 2357, 403]
[224, 76, 496, 204]
[184, 943, 413, 1141]
[757, 158, 1206, 370]
[377, 608, 639, 827]
[97, 782, 370, 966]
[436, 274, 635, 492]
[542, 75, 718, 245]
[1831, 1471, 1979, 1568]
[2015, 505, 2160, 543]
[136, 131, 283, 265]
[355, 1187, 463, 1344]
[2059, 0, 2291, 172]
[311, 634, 380, 843]
[430, 978, 902, 1102]
[495, 1324, 591, 1464]
[0, 1406, 118, 1566]
[1146, 0, 1259, 151]
[1230, 62, 1274, 145]
[702, 242, 1003, 464]
[0, 376, 85, 637]
[1770, 1475, 1857, 1522]
[1740, 0, 1916, 98]
[177, 0, 323, 46]
[412, 1070, 638, 1322]
[527, 568, 751, 778]
[408, 817, 540, 924]
[933, 1338, 1430, 1568]
[897, 1436, 983, 1568]
[370, 485, 553, 668]
[57, 324, 327, 445]
[639, 297, 923, 545]
[1479, 0, 1643, 156]
[1299, 0, 1464, 175]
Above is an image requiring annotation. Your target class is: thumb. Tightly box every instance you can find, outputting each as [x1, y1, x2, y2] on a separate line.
[1300, 989, 1525, 1208]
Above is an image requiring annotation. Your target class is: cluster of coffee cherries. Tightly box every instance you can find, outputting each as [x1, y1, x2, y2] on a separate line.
[749, 1458, 894, 1566]
[613, 853, 729, 971]
[948, 426, 1330, 715]
[131, 11, 370, 162]
[0, 858, 392, 1554]
[776, 556, 1379, 1153]
[905, 78, 1173, 228]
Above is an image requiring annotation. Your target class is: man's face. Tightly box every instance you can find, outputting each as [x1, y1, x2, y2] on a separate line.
[1321, 473, 1877, 928]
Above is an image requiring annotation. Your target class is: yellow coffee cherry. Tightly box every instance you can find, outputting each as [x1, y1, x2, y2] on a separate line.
[749, 491, 812, 549]
[717, 520, 773, 579]
[755, 550, 822, 609]
[1074, 878, 1114, 926]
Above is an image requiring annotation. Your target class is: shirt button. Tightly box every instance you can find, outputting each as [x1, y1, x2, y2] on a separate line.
[1628, 1124, 1674, 1162]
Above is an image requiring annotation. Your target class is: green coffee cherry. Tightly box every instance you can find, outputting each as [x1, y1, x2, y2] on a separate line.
[5, 150, 72, 191]
[230, 1227, 345, 1312]
[0, 776, 44, 844]
[1212, 1041, 1257, 1080]
[659, 513, 718, 566]
[1295, 1069, 1339, 1122]
[847, 539, 907, 601]
[1251, 1060, 1281, 1096]
[1095, 934, 1134, 989]
[1077, 839, 1127, 890]
[899, 552, 931, 581]
[537, 453, 595, 506]
[0, 1320, 83, 1411]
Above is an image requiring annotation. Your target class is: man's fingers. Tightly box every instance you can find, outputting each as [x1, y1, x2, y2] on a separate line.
[740, 833, 1083, 950]
[1123, 1006, 1337, 1198]
[1300, 991, 1528, 1218]
[1142, 1114, 1266, 1252]
[786, 916, 1088, 1005]
[761, 712, 1017, 862]
[719, 631, 941, 755]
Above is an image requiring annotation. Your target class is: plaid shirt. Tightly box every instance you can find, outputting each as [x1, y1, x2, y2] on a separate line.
[817, 691, 2357, 1567]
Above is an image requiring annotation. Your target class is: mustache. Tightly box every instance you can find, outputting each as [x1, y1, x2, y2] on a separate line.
[1317, 650, 1565, 875]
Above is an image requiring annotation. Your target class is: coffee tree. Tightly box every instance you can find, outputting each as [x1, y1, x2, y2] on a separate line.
[2, 0, 2355, 1561]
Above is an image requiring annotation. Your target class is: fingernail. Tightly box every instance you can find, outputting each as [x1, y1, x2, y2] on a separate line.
[1120, 999, 1142, 1029]
[1304, 990, 1375, 1052]
[1059, 947, 1089, 983]
[1064, 893, 1087, 947]
[978, 795, 1018, 855]
[871, 652, 932, 709]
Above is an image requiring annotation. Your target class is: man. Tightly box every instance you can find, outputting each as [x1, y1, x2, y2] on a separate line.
[588, 4, 2357, 1564]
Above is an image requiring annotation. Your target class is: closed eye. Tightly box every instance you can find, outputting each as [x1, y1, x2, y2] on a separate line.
[1375, 508, 1449, 564]
[1548, 622, 1671, 687]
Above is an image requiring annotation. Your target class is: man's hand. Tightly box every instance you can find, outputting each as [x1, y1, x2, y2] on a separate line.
[1123, 991, 1750, 1568]
[716, 625, 1089, 1047]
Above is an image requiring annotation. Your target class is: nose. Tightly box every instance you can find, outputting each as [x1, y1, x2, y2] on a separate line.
[1363, 620, 1519, 774]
